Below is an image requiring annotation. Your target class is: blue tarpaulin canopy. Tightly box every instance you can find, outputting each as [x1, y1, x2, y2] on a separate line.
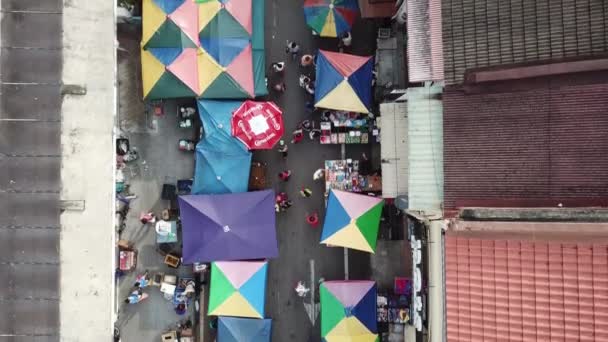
[218, 317, 272, 342]
[192, 100, 251, 194]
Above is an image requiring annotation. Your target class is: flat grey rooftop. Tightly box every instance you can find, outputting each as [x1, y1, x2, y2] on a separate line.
[0, 0, 63, 339]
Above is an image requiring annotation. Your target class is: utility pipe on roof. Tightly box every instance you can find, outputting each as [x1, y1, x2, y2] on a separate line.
[427, 219, 445, 342]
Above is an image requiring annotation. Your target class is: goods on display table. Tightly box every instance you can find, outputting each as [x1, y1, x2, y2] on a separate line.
[377, 292, 410, 324]
[324, 160, 382, 193]
[319, 111, 380, 145]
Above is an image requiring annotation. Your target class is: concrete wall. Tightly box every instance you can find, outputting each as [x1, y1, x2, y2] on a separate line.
[60, 0, 115, 340]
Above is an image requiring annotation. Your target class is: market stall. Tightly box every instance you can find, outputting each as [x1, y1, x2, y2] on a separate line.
[315, 50, 373, 113]
[319, 112, 380, 145]
[141, 0, 267, 100]
[320, 280, 378, 341]
[324, 159, 382, 193]
[231, 100, 284, 150]
[193, 100, 252, 194]
[208, 261, 268, 319]
[178, 190, 278, 262]
[320, 189, 384, 253]
[218, 317, 272, 342]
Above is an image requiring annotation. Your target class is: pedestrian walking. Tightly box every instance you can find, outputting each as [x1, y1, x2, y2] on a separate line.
[277, 140, 288, 158]
[309, 128, 321, 140]
[300, 187, 312, 197]
[300, 54, 315, 67]
[139, 212, 156, 224]
[299, 74, 311, 88]
[291, 129, 304, 144]
[305, 101, 315, 113]
[273, 81, 286, 93]
[313, 168, 325, 181]
[306, 212, 319, 228]
[276, 192, 288, 203]
[338, 31, 352, 52]
[280, 199, 293, 211]
[305, 82, 315, 96]
[285, 41, 300, 60]
[299, 119, 313, 132]
[272, 61, 285, 73]
[278, 170, 292, 181]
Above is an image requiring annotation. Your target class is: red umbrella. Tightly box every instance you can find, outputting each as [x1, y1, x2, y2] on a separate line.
[231, 100, 284, 150]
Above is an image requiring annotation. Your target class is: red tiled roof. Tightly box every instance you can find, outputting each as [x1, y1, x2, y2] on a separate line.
[443, 71, 608, 210]
[445, 232, 608, 341]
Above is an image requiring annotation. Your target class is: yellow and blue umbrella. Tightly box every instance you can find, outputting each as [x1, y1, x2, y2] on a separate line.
[320, 190, 383, 253]
[208, 261, 268, 319]
[315, 50, 374, 113]
[304, 0, 360, 37]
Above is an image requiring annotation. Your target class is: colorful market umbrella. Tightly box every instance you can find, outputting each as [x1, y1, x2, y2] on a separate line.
[192, 139, 252, 194]
[209, 261, 268, 318]
[320, 280, 378, 341]
[320, 190, 383, 253]
[231, 100, 284, 150]
[141, 0, 268, 100]
[197, 0, 267, 98]
[179, 190, 278, 262]
[143, 0, 199, 49]
[142, 47, 201, 99]
[303, 0, 359, 37]
[193, 100, 251, 194]
[218, 317, 272, 342]
[315, 50, 373, 113]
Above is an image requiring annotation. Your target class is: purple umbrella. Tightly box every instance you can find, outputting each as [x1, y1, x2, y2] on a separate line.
[179, 190, 278, 263]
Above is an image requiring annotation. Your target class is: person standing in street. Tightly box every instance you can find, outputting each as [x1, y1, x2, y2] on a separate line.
[277, 140, 288, 158]
[272, 61, 285, 73]
[273, 81, 286, 93]
[286, 41, 300, 61]
[306, 212, 319, 228]
[338, 31, 352, 52]
[300, 187, 312, 197]
[280, 199, 293, 211]
[291, 129, 304, 144]
[300, 54, 315, 67]
[278, 170, 292, 181]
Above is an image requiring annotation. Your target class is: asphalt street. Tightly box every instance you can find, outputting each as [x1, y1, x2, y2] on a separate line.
[258, 1, 379, 340]
[115, 1, 380, 340]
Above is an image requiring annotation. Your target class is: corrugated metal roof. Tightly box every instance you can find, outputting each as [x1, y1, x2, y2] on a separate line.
[407, 0, 444, 82]
[445, 230, 608, 342]
[443, 72, 608, 210]
[407, 83, 443, 212]
[0, 0, 62, 337]
[442, 0, 608, 84]
[380, 102, 408, 198]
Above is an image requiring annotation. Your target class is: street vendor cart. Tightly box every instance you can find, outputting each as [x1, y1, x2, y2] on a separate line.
[117, 240, 137, 272]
